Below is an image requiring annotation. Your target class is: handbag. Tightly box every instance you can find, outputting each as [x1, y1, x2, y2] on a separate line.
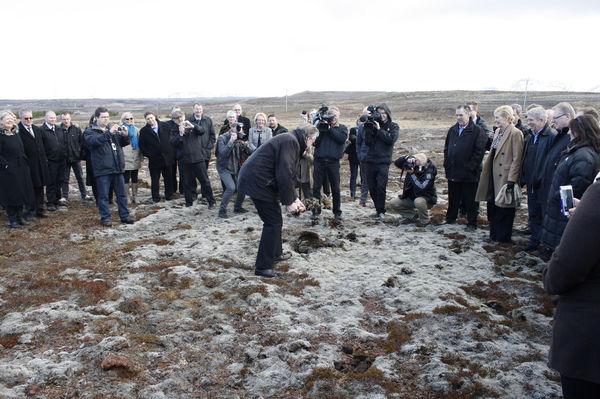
[495, 184, 523, 208]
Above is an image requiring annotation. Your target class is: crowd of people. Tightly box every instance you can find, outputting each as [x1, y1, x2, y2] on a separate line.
[1, 98, 600, 396]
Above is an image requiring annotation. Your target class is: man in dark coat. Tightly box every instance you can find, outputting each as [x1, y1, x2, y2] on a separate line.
[346, 120, 360, 199]
[268, 114, 288, 136]
[139, 111, 175, 203]
[238, 125, 318, 278]
[59, 112, 90, 201]
[543, 181, 600, 397]
[186, 104, 216, 206]
[518, 106, 557, 251]
[311, 106, 348, 220]
[170, 110, 216, 208]
[443, 105, 487, 229]
[364, 103, 400, 221]
[40, 111, 67, 211]
[84, 107, 134, 227]
[18, 110, 49, 219]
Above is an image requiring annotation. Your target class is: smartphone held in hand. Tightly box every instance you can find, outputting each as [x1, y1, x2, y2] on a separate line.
[560, 185, 574, 216]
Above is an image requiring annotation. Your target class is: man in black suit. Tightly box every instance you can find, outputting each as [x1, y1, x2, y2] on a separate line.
[139, 111, 175, 202]
[18, 110, 49, 219]
[40, 110, 67, 211]
[186, 103, 216, 207]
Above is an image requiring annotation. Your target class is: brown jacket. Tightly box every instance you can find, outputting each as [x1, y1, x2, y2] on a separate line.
[543, 181, 600, 384]
[475, 124, 524, 207]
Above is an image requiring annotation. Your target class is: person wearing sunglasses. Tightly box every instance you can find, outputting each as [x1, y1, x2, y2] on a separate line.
[120, 112, 143, 204]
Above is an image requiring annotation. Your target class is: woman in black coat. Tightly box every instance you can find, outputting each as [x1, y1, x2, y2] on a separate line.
[0, 111, 34, 228]
[543, 181, 600, 398]
[540, 115, 600, 253]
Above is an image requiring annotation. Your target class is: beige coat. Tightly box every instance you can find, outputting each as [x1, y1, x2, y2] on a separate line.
[123, 126, 143, 171]
[475, 124, 524, 207]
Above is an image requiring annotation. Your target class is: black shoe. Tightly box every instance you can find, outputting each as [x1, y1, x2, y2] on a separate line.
[7, 221, 20, 229]
[36, 213, 48, 218]
[443, 220, 456, 225]
[218, 210, 228, 219]
[185, 203, 193, 207]
[101, 220, 113, 227]
[17, 219, 28, 226]
[47, 205, 57, 212]
[465, 225, 477, 232]
[208, 202, 216, 210]
[152, 198, 161, 204]
[515, 243, 539, 252]
[334, 214, 343, 221]
[255, 269, 276, 278]
[23, 214, 36, 222]
[120, 217, 135, 224]
[274, 252, 292, 263]
[234, 208, 249, 214]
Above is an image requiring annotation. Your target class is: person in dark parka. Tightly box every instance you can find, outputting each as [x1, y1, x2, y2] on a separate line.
[187, 104, 216, 205]
[238, 125, 318, 278]
[139, 112, 175, 203]
[443, 105, 487, 229]
[540, 115, 600, 252]
[346, 119, 360, 199]
[18, 110, 49, 219]
[543, 180, 600, 398]
[0, 111, 34, 228]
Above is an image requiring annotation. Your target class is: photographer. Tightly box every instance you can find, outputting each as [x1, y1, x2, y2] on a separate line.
[169, 110, 216, 208]
[311, 105, 348, 220]
[364, 104, 399, 221]
[83, 107, 134, 227]
[391, 153, 437, 227]
[215, 110, 252, 218]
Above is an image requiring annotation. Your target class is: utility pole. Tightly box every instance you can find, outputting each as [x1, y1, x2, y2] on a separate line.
[523, 78, 529, 110]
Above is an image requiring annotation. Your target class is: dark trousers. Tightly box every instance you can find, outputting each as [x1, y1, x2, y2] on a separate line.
[526, 186, 543, 246]
[299, 182, 311, 200]
[251, 197, 283, 270]
[366, 162, 390, 215]
[172, 163, 180, 194]
[487, 202, 516, 243]
[62, 160, 86, 199]
[25, 186, 45, 216]
[46, 160, 66, 205]
[561, 375, 600, 399]
[149, 165, 174, 201]
[5, 205, 23, 223]
[96, 173, 129, 222]
[312, 158, 341, 216]
[181, 162, 214, 206]
[447, 181, 479, 226]
[349, 162, 359, 197]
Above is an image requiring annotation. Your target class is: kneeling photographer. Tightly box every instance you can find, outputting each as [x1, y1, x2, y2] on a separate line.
[390, 153, 437, 227]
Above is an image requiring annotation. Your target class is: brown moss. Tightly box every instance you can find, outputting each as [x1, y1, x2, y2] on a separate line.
[381, 321, 412, 353]
[432, 305, 463, 314]
[175, 224, 192, 230]
[120, 238, 171, 252]
[204, 257, 250, 270]
[129, 333, 163, 346]
[0, 333, 21, 348]
[212, 291, 226, 300]
[236, 285, 269, 299]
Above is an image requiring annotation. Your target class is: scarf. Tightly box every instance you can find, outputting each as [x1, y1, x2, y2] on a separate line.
[125, 124, 138, 149]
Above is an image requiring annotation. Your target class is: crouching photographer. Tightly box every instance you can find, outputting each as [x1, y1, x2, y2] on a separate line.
[390, 153, 437, 227]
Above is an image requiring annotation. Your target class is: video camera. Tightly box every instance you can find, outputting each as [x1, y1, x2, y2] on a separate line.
[235, 122, 247, 140]
[360, 105, 383, 131]
[312, 104, 336, 125]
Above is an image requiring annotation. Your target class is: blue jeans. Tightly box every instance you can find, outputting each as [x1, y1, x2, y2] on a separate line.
[217, 169, 245, 212]
[96, 174, 129, 222]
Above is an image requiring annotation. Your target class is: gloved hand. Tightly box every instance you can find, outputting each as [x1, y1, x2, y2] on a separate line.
[506, 181, 515, 191]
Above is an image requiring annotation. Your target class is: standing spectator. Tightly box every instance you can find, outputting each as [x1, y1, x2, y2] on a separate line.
[40, 111, 67, 211]
[576, 106, 600, 120]
[539, 103, 575, 211]
[268, 114, 288, 136]
[475, 106, 524, 243]
[543, 181, 600, 398]
[443, 105, 487, 230]
[187, 103, 216, 205]
[222, 104, 251, 135]
[297, 135, 313, 200]
[540, 115, 600, 254]
[517, 106, 557, 251]
[60, 112, 90, 201]
[467, 101, 492, 138]
[216, 110, 252, 218]
[238, 125, 318, 278]
[391, 153, 437, 227]
[248, 113, 272, 151]
[18, 110, 49, 219]
[169, 110, 216, 208]
[139, 111, 175, 203]
[0, 111, 34, 228]
[346, 117, 361, 200]
[364, 104, 399, 221]
[84, 107, 134, 227]
[510, 104, 528, 136]
[120, 112, 143, 204]
[311, 106, 348, 220]
[355, 107, 370, 207]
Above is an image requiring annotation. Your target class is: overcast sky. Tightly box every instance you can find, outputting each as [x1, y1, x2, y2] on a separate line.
[5, 0, 600, 99]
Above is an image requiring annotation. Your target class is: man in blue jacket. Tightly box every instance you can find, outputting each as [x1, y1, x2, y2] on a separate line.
[84, 107, 134, 227]
[311, 106, 348, 220]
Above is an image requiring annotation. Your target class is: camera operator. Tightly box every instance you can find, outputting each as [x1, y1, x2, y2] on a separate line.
[363, 103, 399, 221]
[215, 110, 252, 218]
[310, 105, 348, 220]
[169, 110, 216, 208]
[83, 107, 134, 227]
[391, 153, 437, 227]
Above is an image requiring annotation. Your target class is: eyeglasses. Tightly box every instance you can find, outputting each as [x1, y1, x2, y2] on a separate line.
[23, 117, 33, 120]
[552, 113, 566, 120]
[124, 118, 133, 121]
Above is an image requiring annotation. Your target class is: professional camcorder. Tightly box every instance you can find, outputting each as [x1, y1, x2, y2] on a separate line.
[361, 105, 383, 131]
[313, 104, 336, 124]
